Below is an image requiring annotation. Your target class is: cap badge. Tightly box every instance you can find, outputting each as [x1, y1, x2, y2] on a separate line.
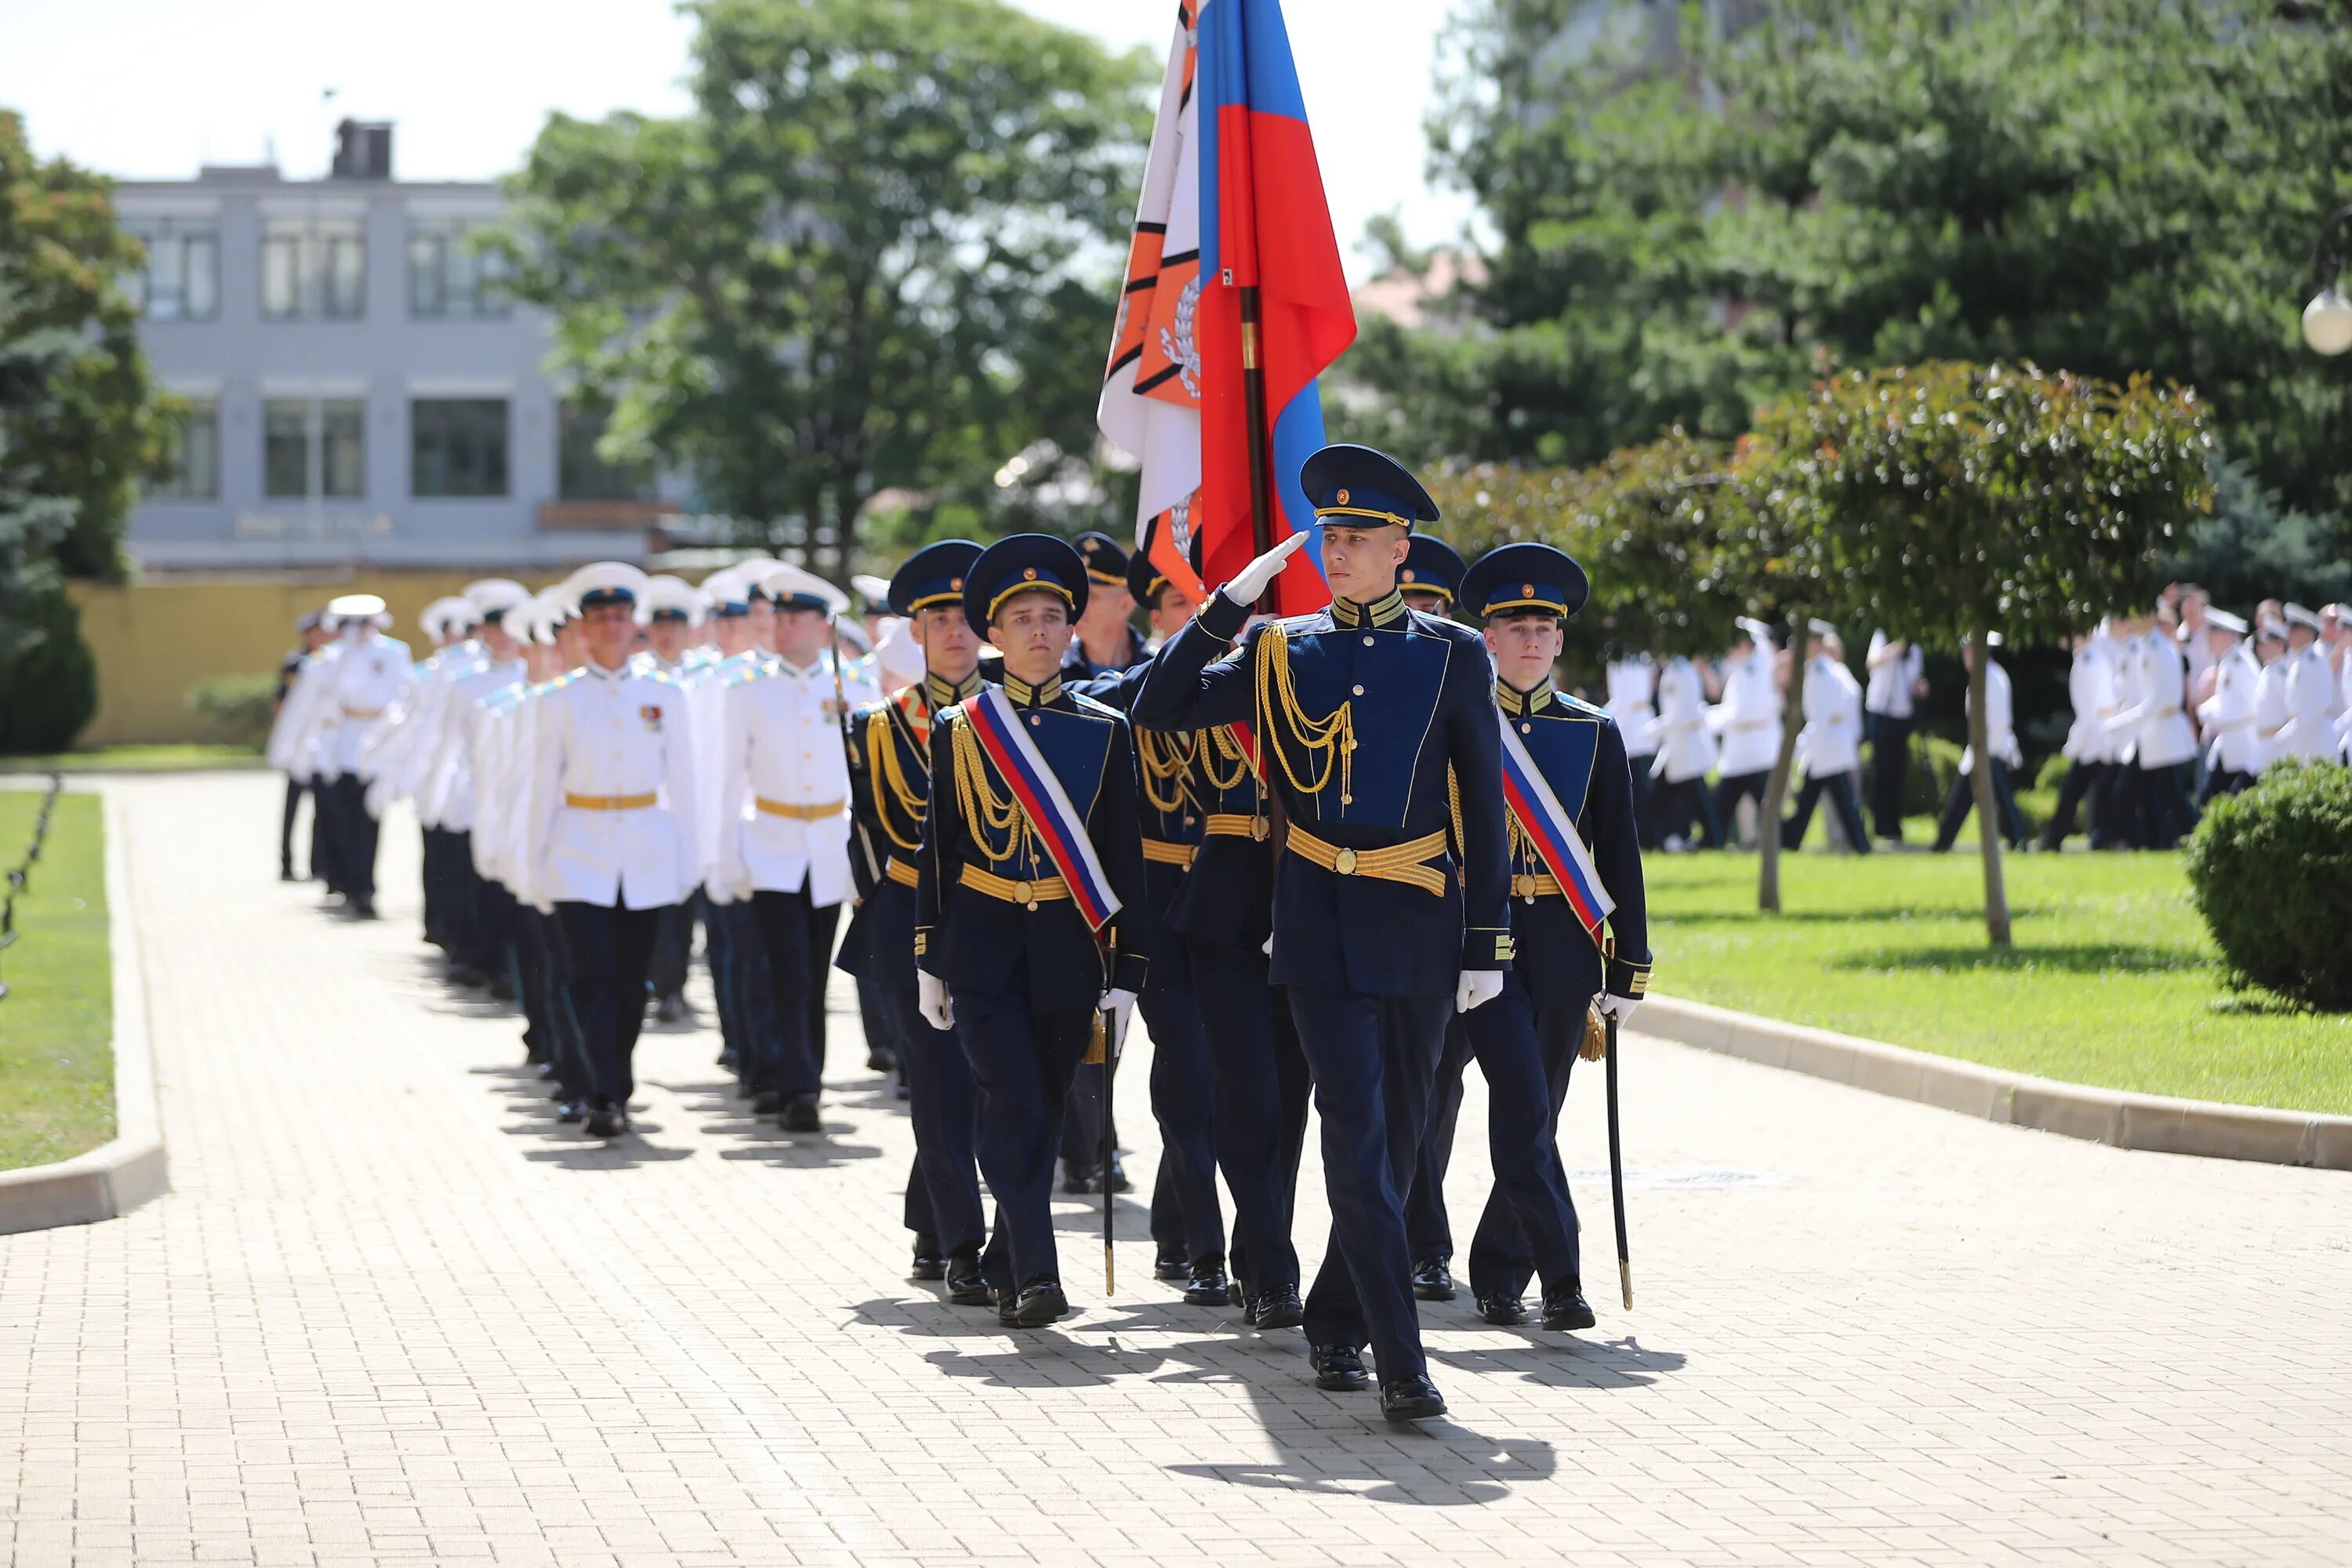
[1335, 488, 1350, 505]
[949, 576, 964, 590]
[1523, 583, 1536, 596]
[1022, 567, 1037, 581]
[1401, 569, 1417, 583]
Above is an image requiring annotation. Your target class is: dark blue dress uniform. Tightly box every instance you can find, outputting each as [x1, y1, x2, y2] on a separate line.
[840, 547, 992, 1286]
[916, 537, 1151, 1314]
[1426, 544, 1653, 1317]
[1133, 446, 1512, 1396]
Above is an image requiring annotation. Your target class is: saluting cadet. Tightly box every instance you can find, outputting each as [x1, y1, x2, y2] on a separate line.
[2194, 612, 2263, 800]
[2278, 604, 2338, 762]
[2041, 622, 2124, 851]
[1780, 622, 1870, 854]
[840, 541, 993, 1302]
[635, 575, 712, 1024]
[1933, 633, 2030, 852]
[523, 564, 701, 1139]
[916, 535, 1149, 1329]
[1134, 445, 1512, 1425]
[1647, 652, 1719, 851]
[272, 612, 330, 880]
[274, 594, 413, 918]
[1432, 543, 1650, 1328]
[708, 564, 877, 1132]
[1708, 619, 1782, 848]
[1069, 539, 1231, 1307]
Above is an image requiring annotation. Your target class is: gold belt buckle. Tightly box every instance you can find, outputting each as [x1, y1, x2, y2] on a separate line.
[1513, 873, 1538, 901]
[1012, 879, 1036, 909]
[1250, 817, 1269, 841]
[1334, 847, 1357, 876]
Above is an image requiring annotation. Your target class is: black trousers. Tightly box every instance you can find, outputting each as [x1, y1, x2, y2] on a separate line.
[2041, 759, 2113, 849]
[1626, 756, 1660, 849]
[280, 778, 307, 876]
[954, 982, 1096, 1294]
[1405, 1017, 1472, 1263]
[1140, 979, 1226, 1266]
[321, 775, 379, 902]
[554, 901, 665, 1109]
[649, 895, 696, 1004]
[884, 984, 985, 1257]
[1781, 768, 1871, 853]
[2199, 766, 2255, 807]
[749, 887, 841, 1100]
[1653, 775, 1722, 848]
[1933, 759, 2027, 851]
[520, 906, 586, 1097]
[1711, 769, 1772, 847]
[1866, 713, 1913, 841]
[1467, 986, 1589, 1301]
[2136, 762, 2200, 850]
[1293, 987, 1450, 1385]
[1190, 938, 1310, 1294]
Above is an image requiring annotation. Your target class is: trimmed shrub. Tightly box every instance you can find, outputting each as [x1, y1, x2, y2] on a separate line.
[185, 674, 278, 749]
[2187, 761, 2352, 1011]
[0, 584, 98, 754]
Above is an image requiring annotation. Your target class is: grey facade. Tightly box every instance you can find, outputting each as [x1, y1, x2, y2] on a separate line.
[117, 127, 684, 572]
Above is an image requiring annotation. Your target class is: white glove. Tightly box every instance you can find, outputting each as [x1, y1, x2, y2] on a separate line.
[1456, 969, 1504, 1014]
[529, 895, 555, 917]
[365, 778, 392, 819]
[1221, 532, 1308, 608]
[918, 971, 954, 1031]
[1597, 993, 1641, 1026]
[704, 875, 733, 908]
[1261, 934, 1275, 957]
[1098, 987, 1137, 1047]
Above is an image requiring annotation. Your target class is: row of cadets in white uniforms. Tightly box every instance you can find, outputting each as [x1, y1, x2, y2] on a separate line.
[2270, 604, 2340, 762]
[2196, 612, 2266, 785]
[2107, 615, 2199, 771]
[267, 593, 414, 912]
[358, 594, 480, 819]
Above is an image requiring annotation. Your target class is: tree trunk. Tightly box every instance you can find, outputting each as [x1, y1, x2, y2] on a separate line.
[1967, 621, 2013, 946]
[1758, 616, 1810, 913]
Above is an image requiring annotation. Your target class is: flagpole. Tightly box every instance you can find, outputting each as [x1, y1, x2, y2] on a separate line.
[1238, 286, 1276, 565]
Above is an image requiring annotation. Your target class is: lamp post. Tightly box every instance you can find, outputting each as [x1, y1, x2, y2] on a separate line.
[2303, 203, 2352, 356]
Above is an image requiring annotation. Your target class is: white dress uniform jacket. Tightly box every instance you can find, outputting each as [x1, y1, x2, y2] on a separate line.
[1795, 652, 1864, 777]
[710, 652, 878, 906]
[1605, 659, 1659, 758]
[2277, 644, 2339, 760]
[2198, 644, 2265, 775]
[1649, 655, 1719, 783]
[524, 662, 702, 911]
[1958, 659, 2023, 771]
[371, 644, 485, 820]
[423, 658, 528, 833]
[1708, 648, 1783, 776]
[2060, 634, 2121, 764]
[2125, 632, 2199, 770]
[1864, 632, 1924, 720]
[274, 631, 416, 785]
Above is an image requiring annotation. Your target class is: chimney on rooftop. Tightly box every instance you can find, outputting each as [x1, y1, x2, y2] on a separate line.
[330, 119, 394, 180]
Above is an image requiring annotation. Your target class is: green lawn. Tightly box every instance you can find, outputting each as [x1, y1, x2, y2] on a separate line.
[0, 744, 264, 775]
[1650, 841, 2352, 1116]
[0, 791, 114, 1169]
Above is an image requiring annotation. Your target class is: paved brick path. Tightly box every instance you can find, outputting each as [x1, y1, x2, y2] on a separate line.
[3, 774, 2349, 1566]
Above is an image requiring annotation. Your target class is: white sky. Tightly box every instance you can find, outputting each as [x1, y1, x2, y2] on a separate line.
[2, 0, 1475, 285]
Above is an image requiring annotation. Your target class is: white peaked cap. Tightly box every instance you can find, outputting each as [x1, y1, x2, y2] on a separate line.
[873, 616, 926, 687]
[463, 578, 532, 615]
[758, 561, 850, 615]
[636, 574, 704, 625]
[560, 561, 652, 614]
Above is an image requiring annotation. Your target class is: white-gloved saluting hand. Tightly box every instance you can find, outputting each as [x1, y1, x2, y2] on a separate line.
[1596, 992, 1640, 1027]
[918, 971, 954, 1031]
[1455, 969, 1504, 1014]
[1220, 532, 1309, 608]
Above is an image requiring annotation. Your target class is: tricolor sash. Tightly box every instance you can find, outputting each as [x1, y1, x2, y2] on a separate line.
[964, 689, 1123, 932]
[1497, 712, 1615, 944]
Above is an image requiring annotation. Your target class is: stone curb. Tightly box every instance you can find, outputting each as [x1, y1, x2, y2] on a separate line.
[1640, 994, 2352, 1172]
[0, 788, 169, 1235]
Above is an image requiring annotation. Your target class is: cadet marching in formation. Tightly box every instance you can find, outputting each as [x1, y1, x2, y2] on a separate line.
[265, 441, 1662, 1424]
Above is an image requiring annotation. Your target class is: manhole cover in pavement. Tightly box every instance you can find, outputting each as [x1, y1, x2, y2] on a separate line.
[1563, 1167, 1788, 1189]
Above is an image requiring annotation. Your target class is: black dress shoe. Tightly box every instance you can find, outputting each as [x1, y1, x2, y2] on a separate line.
[779, 1094, 822, 1133]
[583, 1103, 628, 1138]
[1153, 1246, 1189, 1280]
[1379, 1374, 1446, 1422]
[456, 967, 488, 989]
[716, 1047, 739, 1071]
[1062, 1163, 1098, 1194]
[910, 1250, 948, 1282]
[1309, 1342, 1370, 1392]
[895, 1082, 911, 1101]
[946, 1252, 993, 1306]
[996, 1289, 1019, 1328]
[489, 978, 516, 1002]
[749, 1090, 783, 1116]
[1250, 1284, 1305, 1331]
[1103, 1152, 1132, 1194]
[350, 898, 378, 920]
[653, 993, 681, 1024]
[1182, 1257, 1231, 1306]
[866, 1045, 896, 1073]
[1228, 1280, 1247, 1308]
[556, 1099, 587, 1124]
[1540, 1280, 1597, 1331]
[537, 1061, 561, 1081]
[1411, 1257, 1457, 1301]
[1477, 1294, 1530, 1326]
[1012, 1279, 1069, 1327]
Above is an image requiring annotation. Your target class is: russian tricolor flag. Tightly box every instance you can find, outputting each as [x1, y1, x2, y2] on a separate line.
[1196, 0, 1356, 616]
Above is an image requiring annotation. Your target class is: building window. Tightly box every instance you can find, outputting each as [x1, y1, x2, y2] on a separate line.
[263, 398, 366, 499]
[150, 399, 220, 499]
[261, 217, 367, 320]
[411, 398, 509, 498]
[125, 220, 219, 321]
[407, 219, 510, 319]
[558, 401, 656, 500]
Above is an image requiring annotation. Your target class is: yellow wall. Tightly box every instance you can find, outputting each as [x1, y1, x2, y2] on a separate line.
[68, 572, 526, 746]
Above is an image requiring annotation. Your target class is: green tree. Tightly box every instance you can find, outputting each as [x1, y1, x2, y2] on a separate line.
[494, 0, 1150, 576]
[1783, 362, 2214, 944]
